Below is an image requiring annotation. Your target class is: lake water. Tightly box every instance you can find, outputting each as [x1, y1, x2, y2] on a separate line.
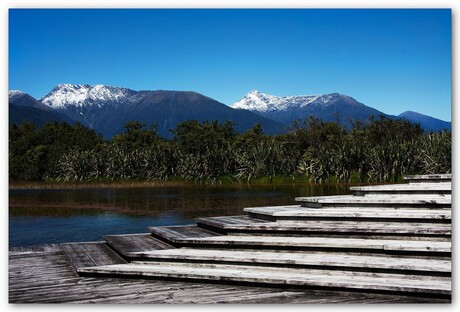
[9, 183, 351, 247]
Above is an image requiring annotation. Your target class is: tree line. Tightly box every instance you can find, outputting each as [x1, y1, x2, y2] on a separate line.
[9, 116, 451, 183]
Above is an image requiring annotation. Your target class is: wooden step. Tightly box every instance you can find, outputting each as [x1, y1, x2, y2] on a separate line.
[61, 241, 127, 270]
[244, 205, 451, 223]
[196, 216, 451, 237]
[133, 248, 451, 276]
[77, 262, 451, 297]
[149, 225, 222, 246]
[146, 231, 451, 256]
[195, 215, 269, 233]
[349, 183, 451, 196]
[404, 174, 451, 184]
[196, 215, 268, 228]
[295, 194, 451, 208]
[103, 233, 174, 259]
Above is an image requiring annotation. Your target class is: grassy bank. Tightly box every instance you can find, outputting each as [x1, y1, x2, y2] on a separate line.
[9, 174, 392, 190]
[8, 180, 191, 190]
[9, 176, 307, 190]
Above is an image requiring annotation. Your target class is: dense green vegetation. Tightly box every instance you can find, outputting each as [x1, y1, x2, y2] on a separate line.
[9, 116, 451, 184]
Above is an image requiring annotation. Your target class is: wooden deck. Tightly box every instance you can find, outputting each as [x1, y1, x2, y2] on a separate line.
[9, 174, 452, 303]
[10, 247, 450, 303]
[8, 246, 450, 304]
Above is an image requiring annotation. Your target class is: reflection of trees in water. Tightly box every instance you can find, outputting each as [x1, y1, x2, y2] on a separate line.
[9, 184, 350, 218]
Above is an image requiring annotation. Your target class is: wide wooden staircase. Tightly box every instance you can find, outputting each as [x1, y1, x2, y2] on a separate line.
[62, 174, 452, 298]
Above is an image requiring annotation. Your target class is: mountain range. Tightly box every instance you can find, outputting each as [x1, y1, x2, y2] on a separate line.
[231, 90, 451, 132]
[10, 85, 284, 138]
[231, 90, 385, 127]
[9, 84, 451, 138]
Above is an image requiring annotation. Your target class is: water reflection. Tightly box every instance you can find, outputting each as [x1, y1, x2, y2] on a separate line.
[9, 183, 351, 247]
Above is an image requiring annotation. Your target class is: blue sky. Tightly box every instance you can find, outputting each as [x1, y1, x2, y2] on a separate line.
[9, 9, 451, 121]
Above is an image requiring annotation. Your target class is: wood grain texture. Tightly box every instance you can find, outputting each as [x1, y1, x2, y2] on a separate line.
[78, 262, 451, 297]
[149, 225, 222, 245]
[196, 216, 451, 236]
[350, 183, 451, 196]
[404, 174, 451, 183]
[133, 248, 451, 275]
[244, 206, 451, 222]
[61, 242, 127, 269]
[103, 233, 174, 258]
[172, 235, 451, 254]
[11, 250, 448, 303]
[295, 194, 451, 208]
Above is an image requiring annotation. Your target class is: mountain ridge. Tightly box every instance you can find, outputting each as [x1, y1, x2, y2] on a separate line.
[398, 111, 451, 132]
[9, 91, 76, 127]
[35, 84, 285, 138]
[231, 90, 387, 127]
[9, 85, 451, 137]
[231, 90, 451, 131]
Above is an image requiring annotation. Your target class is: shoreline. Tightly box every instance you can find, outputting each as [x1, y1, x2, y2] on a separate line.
[8, 177, 380, 190]
[9, 180, 191, 190]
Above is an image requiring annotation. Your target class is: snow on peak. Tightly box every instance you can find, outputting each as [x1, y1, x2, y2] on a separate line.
[8, 90, 25, 100]
[248, 89, 262, 95]
[231, 90, 345, 112]
[9, 90, 24, 95]
[40, 84, 133, 108]
[232, 90, 278, 111]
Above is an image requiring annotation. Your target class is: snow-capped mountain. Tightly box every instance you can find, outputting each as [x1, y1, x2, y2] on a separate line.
[231, 90, 387, 126]
[9, 90, 26, 101]
[34, 84, 284, 138]
[232, 90, 334, 112]
[40, 84, 135, 108]
[9, 85, 451, 137]
[39, 84, 138, 131]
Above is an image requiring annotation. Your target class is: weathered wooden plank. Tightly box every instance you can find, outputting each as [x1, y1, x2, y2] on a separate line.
[78, 262, 451, 296]
[12, 250, 446, 303]
[244, 206, 451, 222]
[350, 183, 451, 196]
[295, 194, 451, 208]
[149, 225, 222, 245]
[196, 215, 268, 228]
[171, 235, 451, 255]
[61, 242, 127, 270]
[9, 244, 62, 255]
[197, 217, 451, 236]
[134, 248, 451, 275]
[103, 233, 174, 258]
[404, 174, 451, 183]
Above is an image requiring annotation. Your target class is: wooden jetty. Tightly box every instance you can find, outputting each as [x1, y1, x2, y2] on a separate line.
[9, 174, 452, 303]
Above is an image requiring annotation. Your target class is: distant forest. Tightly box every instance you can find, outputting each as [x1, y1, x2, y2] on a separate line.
[9, 116, 451, 184]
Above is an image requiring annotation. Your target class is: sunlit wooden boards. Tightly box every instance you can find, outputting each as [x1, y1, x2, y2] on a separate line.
[147, 232, 450, 255]
[295, 194, 451, 208]
[132, 248, 451, 276]
[404, 174, 451, 183]
[78, 262, 451, 297]
[349, 182, 451, 196]
[17, 250, 436, 304]
[196, 215, 451, 237]
[243, 206, 451, 222]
